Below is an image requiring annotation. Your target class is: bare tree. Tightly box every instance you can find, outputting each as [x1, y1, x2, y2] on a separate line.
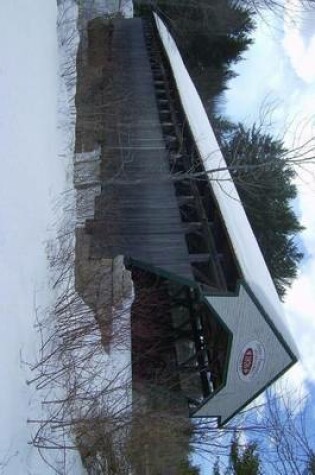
[186, 383, 315, 474]
[239, 0, 315, 18]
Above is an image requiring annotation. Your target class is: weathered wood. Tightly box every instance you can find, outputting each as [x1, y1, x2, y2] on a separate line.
[189, 254, 211, 263]
[77, 17, 240, 291]
[181, 222, 203, 233]
[84, 18, 193, 280]
[177, 195, 194, 205]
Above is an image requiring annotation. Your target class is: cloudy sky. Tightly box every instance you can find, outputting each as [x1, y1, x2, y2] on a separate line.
[225, 1, 315, 398]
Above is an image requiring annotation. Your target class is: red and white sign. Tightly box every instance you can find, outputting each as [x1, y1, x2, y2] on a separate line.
[238, 341, 265, 382]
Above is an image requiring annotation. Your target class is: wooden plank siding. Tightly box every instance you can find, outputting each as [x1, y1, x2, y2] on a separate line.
[75, 15, 241, 291]
[84, 18, 194, 280]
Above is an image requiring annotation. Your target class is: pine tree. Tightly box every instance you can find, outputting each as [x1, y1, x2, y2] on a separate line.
[230, 436, 260, 475]
[217, 122, 304, 298]
[213, 458, 221, 475]
[308, 452, 315, 474]
[177, 458, 201, 474]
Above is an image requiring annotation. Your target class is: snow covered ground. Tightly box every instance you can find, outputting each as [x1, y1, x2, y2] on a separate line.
[0, 0, 134, 472]
[0, 0, 81, 472]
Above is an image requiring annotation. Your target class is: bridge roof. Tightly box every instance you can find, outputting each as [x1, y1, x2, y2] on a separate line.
[154, 13, 299, 362]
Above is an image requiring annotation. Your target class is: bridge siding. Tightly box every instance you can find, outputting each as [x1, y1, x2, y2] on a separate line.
[87, 18, 193, 280]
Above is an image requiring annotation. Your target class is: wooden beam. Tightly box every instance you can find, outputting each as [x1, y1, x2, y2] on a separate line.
[177, 195, 194, 205]
[189, 253, 210, 263]
[182, 222, 203, 233]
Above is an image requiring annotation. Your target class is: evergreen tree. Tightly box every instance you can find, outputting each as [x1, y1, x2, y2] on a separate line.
[217, 121, 304, 298]
[213, 458, 221, 475]
[230, 436, 260, 475]
[177, 458, 201, 474]
[135, 0, 255, 113]
[308, 452, 315, 474]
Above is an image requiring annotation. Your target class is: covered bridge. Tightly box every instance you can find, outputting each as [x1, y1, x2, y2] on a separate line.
[79, 12, 298, 426]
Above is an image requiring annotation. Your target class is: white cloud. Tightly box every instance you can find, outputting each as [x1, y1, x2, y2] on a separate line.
[284, 143, 315, 390]
[282, 1, 315, 83]
[285, 256, 315, 383]
[280, 91, 315, 390]
[226, 2, 315, 397]
[225, 14, 302, 129]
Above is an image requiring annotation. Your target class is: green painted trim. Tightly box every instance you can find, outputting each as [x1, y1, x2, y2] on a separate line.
[126, 257, 298, 426]
[241, 280, 298, 362]
[126, 256, 234, 414]
[218, 357, 297, 427]
[202, 286, 237, 299]
[189, 296, 233, 418]
[191, 280, 298, 425]
[124, 256, 199, 289]
[191, 359, 297, 426]
[202, 278, 298, 361]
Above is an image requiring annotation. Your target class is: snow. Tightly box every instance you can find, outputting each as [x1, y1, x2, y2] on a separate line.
[1, 0, 135, 471]
[0, 0, 134, 470]
[0, 0, 58, 471]
[154, 14, 299, 358]
[0, 0, 84, 472]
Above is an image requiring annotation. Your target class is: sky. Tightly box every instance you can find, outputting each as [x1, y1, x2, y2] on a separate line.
[225, 0, 315, 408]
[0, 1, 314, 472]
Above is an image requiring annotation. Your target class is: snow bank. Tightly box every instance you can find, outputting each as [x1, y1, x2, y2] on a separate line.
[0, 0, 134, 471]
[154, 14, 299, 357]
[0, 0, 85, 472]
[0, 1, 59, 472]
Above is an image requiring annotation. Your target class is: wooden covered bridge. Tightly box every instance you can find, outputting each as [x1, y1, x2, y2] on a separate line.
[75, 13, 298, 425]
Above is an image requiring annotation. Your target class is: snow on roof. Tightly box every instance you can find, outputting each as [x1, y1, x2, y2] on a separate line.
[154, 13, 299, 358]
